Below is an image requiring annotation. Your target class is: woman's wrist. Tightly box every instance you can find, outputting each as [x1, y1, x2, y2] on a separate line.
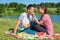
[34, 17, 38, 22]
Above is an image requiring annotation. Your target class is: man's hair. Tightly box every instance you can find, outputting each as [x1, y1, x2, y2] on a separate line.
[27, 4, 34, 9]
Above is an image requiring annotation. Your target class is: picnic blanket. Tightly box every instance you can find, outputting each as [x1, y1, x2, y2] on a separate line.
[4, 22, 60, 40]
[5, 31, 45, 40]
[4, 30, 60, 40]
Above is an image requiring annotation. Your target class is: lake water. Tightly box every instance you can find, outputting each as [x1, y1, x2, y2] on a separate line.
[37, 15, 60, 23]
[5, 15, 60, 23]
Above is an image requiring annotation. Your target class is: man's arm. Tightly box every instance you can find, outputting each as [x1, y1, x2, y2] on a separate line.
[14, 20, 21, 34]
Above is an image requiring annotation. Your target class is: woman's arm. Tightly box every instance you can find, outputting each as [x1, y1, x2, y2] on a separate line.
[31, 12, 43, 25]
[34, 16, 44, 25]
[14, 20, 21, 34]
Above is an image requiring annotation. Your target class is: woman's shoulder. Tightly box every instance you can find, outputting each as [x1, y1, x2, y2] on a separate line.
[44, 14, 50, 17]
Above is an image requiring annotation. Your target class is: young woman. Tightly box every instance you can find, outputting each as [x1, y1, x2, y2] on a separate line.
[32, 5, 54, 40]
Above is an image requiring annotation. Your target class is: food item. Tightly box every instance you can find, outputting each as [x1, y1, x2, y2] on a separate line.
[36, 32, 45, 36]
[54, 34, 60, 38]
[17, 33, 23, 37]
[36, 32, 46, 39]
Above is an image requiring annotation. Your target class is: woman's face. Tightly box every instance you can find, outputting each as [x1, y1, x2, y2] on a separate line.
[38, 8, 44, 14]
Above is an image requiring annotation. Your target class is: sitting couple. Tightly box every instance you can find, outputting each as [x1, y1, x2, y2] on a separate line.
[13, 4, 54, 40]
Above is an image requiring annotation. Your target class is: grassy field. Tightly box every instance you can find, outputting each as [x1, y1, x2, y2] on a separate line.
[0, 18, 60, 40]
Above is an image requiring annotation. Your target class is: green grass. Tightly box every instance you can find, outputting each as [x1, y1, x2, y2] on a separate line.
[0, 18, 60, 40]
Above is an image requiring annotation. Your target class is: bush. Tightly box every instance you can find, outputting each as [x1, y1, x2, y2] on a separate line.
[56, 8, 60, 15]
[47, 8, 57, 15]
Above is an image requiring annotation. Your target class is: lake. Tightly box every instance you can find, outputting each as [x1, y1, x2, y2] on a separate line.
[5, 15, 60, 23]
[37, 15, 60, 23]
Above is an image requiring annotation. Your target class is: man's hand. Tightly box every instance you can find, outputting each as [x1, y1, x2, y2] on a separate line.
[13, 33, 20, 38]
[23, 24, 30, 28]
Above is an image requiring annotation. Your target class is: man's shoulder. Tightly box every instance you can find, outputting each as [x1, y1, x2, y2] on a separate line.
[21, 12, 26, 15]
[18, 12, 26, 20]
[20, 12, 26, 17]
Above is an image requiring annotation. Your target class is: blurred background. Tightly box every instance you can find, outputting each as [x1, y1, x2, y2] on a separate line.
[0, 0, 60, 22]
[0, 0, 60, 40]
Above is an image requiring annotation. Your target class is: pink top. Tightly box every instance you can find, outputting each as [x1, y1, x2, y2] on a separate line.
[41, 14, 54, 36]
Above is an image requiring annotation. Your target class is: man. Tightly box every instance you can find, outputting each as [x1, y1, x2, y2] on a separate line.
[13, 5, 34, 35]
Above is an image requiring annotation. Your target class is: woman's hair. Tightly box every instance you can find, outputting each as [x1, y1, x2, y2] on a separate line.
[38, 5, 47, 14]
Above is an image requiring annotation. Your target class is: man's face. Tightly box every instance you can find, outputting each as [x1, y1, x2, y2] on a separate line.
[28, 7, 34, 14]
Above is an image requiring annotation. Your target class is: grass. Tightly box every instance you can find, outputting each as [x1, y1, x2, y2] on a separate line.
[0, 18, 60, 40]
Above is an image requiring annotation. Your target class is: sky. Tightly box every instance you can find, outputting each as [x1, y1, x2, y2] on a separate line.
[0, 0, 60, 5]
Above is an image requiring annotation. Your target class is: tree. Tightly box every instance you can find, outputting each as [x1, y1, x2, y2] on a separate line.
[0, 8, 5, 17]
[56, 2, 60, 7]
[8, 2, 18, 8]
[0, 4, 4, 8]
[4, 3, 9, 8]
[32, 4, 38, 8]
[56, 7, 60, 15]
[45, 3, 56, 8]
[20, 3, 26, 8]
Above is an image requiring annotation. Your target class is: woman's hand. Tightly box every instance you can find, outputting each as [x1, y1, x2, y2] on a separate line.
[31, 12, 35, 17]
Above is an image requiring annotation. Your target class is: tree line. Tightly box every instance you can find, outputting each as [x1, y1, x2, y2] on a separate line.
[0, 2, 60, 17]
